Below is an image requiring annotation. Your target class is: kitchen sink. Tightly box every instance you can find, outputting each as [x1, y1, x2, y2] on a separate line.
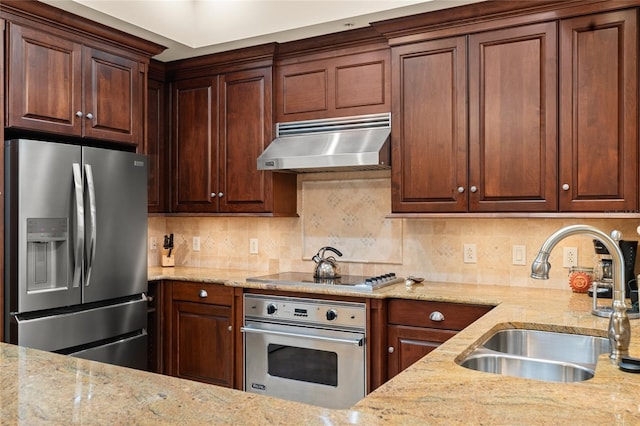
[460, 352, 596, 383]
[458, 328, 610, 383]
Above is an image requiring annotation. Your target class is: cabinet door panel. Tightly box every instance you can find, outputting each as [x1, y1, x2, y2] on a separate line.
[391, 37, 467, 212]
[559, 10, 637, 211]
[387, 325, 455, 379]
[277, 49, 390, 122]
[469, 22, 558, 212]
[83, 47, 141, 144]
[282, 69, 327, 115]
[219, 68, 273, 213]
[172, 301, 233, 387]
[146, 77, 167, 212]
[172, 78, 218, 212]
[7, 23, 82, 135]
[335, 61, 385, 109]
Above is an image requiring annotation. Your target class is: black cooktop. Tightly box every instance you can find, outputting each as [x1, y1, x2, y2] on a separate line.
[246, 271, 403, 292]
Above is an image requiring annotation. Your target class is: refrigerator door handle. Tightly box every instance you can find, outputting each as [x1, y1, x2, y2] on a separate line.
[84, 164, 97, 287]
[72, 163, 84, 288]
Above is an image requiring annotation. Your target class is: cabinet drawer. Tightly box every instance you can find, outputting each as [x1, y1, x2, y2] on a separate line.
[387, 299, 492, 331]
[171, 282, 233, 305]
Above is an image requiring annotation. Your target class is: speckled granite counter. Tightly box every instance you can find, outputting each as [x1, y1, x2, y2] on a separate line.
[2, 267, 639, 424]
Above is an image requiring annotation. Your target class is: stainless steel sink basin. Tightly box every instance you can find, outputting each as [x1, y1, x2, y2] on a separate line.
[460, 352, 596, 383]
[458, 328, 610, 383]
[482, 329, 610, 367]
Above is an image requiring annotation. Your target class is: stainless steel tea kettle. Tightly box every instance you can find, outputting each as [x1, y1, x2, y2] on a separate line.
[312, 246, 342, 279]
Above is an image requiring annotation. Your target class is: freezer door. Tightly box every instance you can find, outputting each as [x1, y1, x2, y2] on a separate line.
[5, 139, 83, 313]
[11, 295, 147, 352]
[82, 147, 147, 302]
[70, 330, 148, 370]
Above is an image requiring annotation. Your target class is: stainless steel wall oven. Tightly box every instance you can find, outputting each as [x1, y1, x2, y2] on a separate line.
[242, 294, 366, 409]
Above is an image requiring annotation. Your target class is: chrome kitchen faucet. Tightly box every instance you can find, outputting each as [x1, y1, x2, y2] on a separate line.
[531, 224, 631, 360]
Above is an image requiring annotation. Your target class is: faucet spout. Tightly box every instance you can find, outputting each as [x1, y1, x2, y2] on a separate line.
[531, 224, 630, 360]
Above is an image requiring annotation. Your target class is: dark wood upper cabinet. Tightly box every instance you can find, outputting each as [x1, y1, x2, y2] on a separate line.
[558, 9, 638, 212]
[147, 62, 168, 213]
[219, 68, 289, 214]
[7, 23, 83, 135]
[391, 36, 468, 213]
[6, 22, 145, 147]
[384, 0, 639, 215]
[82, 46, 142, 144]
[393, 22, 557, 213]
[171, 68, 296, 215]
[468, 21, 558, 212]
[276, 48, 390, 123]
[171, 77, 219, 213]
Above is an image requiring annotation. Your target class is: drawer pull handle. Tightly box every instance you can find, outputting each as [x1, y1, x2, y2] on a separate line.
[388, 346, 395, 354]
[429, 311, 445, 322]
[199, 289, 208, 298]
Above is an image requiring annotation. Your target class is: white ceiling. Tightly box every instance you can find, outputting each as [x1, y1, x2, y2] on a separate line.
[40, 0, 484, 62]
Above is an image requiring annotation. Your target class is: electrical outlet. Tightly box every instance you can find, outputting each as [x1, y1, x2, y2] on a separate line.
[193, 236, 201, 252]
[249, 238, 259, 254]
[149, 237, 158, 250]
[463, 243, 477, 264]
[512, 245, 526, 265]
[563, 247, 577, 268]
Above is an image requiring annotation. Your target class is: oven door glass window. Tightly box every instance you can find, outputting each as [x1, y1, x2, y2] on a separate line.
[267, 344, 337, 386]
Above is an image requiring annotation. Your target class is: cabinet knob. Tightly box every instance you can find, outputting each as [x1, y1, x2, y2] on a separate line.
[198, 289, 208, 298]
[218, 192, 224, 198]
[388, 346, 395, 354]
[470, 186, 478, 193]
[429, 311, 445, 322]
[227, 325, 232, 332]
[457, 186, 465, 193]
[562, 183, 570, 191]
[75, 111, 83, 118]
[85, 113, 94, 120]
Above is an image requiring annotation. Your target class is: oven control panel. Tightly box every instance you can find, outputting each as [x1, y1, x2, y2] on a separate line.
[244, 294, 366, 328]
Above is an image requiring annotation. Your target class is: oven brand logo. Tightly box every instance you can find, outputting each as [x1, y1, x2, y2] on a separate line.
[251, 383, 266, 391]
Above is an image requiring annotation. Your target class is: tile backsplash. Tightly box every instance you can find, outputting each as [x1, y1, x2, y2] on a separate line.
[149, 171, 640, 290]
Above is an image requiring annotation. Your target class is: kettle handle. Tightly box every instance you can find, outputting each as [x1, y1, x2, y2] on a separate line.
[320, 246, 343, 258]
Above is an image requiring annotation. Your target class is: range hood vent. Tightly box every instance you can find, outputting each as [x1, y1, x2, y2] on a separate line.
[257, 113, 391, 173]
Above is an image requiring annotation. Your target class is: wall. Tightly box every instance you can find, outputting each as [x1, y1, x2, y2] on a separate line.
[149, 171, 640, 291]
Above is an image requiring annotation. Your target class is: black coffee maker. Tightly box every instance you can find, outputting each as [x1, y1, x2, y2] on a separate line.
[590, 239, 638, 306]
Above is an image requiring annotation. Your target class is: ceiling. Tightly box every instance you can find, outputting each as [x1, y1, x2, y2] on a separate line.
[40, 0, 484, 62]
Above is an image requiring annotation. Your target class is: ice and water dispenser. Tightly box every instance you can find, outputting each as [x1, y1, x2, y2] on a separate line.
[26, 218, 69, 293]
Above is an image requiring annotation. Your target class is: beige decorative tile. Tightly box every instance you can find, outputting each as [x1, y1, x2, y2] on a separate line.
[301, 178, 402, 264]
[152, 175, 640, 289]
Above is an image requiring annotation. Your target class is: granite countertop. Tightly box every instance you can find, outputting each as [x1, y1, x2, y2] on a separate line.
[2, 267, 640, 424]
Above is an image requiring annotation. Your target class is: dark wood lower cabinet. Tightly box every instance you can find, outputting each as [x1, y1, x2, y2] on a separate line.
[172, 300, 233, 387]
[168, 281, 236, 388]
[384, 299, 493, 382]
[156, 282, 494, 393]
[387, 325, 456, 379]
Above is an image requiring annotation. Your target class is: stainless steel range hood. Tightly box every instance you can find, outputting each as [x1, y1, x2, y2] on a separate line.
[257, 113, 391, 173]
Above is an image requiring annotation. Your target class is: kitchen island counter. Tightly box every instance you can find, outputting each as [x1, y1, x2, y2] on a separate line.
[2, 267, 639, 424]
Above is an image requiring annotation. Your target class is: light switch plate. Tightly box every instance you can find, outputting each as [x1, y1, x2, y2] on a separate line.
[512, 245, 526, 265]
[249, 238, 259, 254]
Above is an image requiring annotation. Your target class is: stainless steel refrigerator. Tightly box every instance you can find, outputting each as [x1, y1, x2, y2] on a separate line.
[4, 138, 148, 370]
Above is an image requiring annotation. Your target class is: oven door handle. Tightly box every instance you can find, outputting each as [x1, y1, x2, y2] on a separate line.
[240, 326, 364, 347]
